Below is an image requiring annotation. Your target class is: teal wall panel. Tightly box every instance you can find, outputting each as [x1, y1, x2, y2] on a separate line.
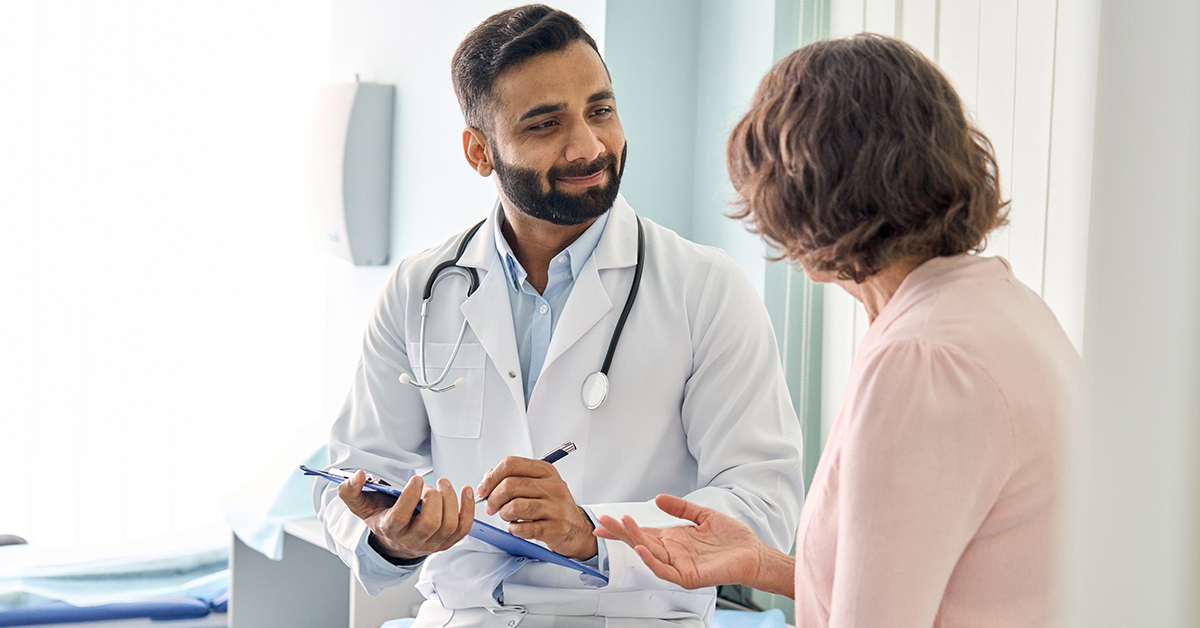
[604, 0, 701, 239]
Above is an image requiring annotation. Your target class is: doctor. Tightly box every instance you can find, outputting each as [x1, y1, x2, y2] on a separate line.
[315, 5, 804, 627]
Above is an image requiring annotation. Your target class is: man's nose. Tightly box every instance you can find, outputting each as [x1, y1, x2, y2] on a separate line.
[562, 119, 604, 163]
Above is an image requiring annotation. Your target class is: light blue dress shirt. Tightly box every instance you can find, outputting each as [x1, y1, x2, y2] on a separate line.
[489, 204, 614, 599]
[492, 205, 610, 408]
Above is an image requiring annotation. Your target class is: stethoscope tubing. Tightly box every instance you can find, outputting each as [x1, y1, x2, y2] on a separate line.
[407, 220, 485, 391]
[403, 213, 644, 410]
[416, 290, 472, 391]
[600, 217, 644, 377]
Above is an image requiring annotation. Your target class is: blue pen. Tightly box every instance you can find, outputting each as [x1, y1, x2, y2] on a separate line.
[475, 441, 576, 504]
[538, 441, 577, 464]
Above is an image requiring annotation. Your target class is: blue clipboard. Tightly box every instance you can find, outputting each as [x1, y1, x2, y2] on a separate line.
[300, 465, 608, 583]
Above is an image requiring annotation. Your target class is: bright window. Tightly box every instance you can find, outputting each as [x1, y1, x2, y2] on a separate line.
[0, 0, 333, 547]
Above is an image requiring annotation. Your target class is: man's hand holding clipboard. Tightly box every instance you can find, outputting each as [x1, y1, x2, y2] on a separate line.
[337, 469, 474, 564]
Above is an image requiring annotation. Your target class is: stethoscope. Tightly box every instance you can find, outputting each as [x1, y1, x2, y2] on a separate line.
[399, 214, 645, 410]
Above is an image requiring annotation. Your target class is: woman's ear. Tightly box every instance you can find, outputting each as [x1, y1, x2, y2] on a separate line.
[462, 127, 493, 176]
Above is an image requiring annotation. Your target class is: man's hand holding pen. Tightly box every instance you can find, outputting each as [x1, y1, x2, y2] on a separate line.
[475, 452, 598, 561]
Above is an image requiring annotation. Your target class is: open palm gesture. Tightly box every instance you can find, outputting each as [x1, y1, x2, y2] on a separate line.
[594, 494, 769, 590]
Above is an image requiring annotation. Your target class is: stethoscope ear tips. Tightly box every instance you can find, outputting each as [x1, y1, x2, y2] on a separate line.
[398, 373, 412, 385]
[453, 377, 467, 389]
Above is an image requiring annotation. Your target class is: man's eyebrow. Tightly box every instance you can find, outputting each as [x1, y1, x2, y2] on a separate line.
[588, 90, 615, 104]
[517, 91, 616, 122]
[519, 103, 565, 122]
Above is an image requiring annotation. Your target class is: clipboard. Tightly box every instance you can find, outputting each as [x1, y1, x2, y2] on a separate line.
[300, 465, 608, 583]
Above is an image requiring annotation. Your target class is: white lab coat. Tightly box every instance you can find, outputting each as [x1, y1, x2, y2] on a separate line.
[316, 196, 804, 627]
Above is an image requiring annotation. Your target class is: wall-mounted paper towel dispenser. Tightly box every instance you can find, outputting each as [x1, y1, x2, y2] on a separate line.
[305, 81, 394, 266]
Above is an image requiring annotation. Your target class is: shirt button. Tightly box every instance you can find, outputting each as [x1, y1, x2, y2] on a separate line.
[557, 256, 567, 264]
[539, 304, 548, 315]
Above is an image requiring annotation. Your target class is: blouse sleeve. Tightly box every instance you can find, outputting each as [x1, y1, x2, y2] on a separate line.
[829, 338, 1014, 627]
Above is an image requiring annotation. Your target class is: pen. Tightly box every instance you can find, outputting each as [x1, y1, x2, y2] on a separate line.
[475, 441, 576, 504]
[538, 441, 577, 464]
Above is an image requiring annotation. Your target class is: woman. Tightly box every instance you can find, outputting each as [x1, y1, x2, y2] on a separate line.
[595, 34, 1082, 627]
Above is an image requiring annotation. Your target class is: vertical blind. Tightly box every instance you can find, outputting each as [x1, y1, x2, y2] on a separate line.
[0, 0, 333, 546]
[819, 0, 1099, 442]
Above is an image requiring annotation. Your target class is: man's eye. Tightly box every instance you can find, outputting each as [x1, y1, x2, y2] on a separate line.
[529, 120, 557, 131]
[592, 107, 612, 117]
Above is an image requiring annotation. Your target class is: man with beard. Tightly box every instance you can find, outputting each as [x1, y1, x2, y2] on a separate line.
[315, 5, 804, 627]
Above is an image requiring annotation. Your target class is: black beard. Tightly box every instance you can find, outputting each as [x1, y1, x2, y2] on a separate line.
[492, 142, 628, 226]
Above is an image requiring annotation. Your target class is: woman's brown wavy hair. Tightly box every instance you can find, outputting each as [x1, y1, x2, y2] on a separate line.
[728, 34, 1008, 282]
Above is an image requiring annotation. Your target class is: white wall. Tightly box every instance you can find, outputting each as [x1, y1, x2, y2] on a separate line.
[1066, 0, 1200, 625]
[821, 2, 1200, 623]
[321, 1, 608, 423]
[820, 0, 1099, 442]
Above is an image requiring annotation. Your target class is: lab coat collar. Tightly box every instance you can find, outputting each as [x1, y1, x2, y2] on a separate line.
[593, 194, 638, 270]
[459, 252, 528, 415]
[454, 199, 527, 414]
[536, 195, 640, 389]
[457, 200, 502, 272]
[537, 252, 614, 383]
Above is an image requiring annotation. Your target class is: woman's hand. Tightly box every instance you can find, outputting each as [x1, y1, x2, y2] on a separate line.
[594, 494, 793, 595]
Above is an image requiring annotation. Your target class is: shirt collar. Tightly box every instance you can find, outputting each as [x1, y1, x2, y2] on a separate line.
[492, 204, 526, 291]
[491, 201, 611, 291]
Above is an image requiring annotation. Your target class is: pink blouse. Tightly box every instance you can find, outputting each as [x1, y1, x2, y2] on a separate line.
[794, 255, 1083, 627]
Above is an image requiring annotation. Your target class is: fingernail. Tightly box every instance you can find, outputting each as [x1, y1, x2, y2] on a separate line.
[465, 486, 474, 500]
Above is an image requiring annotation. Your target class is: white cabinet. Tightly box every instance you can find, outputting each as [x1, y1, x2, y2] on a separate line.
[229, 518, 424, 628]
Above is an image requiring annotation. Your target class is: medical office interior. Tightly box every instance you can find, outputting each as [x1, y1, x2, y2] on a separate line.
[0, 0, 1197, 626]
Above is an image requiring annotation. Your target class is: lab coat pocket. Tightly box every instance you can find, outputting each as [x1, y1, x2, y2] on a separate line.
[407, 341, 486, 439]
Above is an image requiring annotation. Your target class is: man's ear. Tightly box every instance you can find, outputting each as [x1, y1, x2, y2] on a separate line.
[462, 127, 493, 177]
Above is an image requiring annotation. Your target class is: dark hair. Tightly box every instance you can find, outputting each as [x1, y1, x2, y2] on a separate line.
[452, 4, 603, 134]
[727, 33, 1008, 282]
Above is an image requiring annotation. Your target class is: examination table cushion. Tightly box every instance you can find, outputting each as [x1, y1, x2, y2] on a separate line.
[0, 596, 218, 627]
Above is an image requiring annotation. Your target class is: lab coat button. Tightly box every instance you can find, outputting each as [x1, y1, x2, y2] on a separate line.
[508, 371, 517, 378]
[508, 621, 516, 627]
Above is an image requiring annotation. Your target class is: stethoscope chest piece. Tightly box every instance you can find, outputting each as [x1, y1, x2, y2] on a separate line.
[581, 371, 609, 410]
